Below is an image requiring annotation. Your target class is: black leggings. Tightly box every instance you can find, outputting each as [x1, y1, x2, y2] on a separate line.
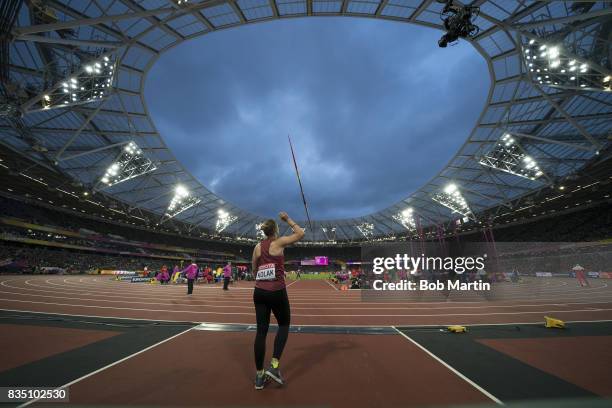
[187, 278, 194, 294]
[253, 287, 290, 370]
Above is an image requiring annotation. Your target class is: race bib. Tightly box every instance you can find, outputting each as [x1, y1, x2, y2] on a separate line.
[256, 263, 276, 281]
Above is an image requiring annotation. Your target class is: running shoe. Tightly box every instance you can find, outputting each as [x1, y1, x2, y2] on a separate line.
[254, 372, 266, 390]
[265, 366, 284, 385]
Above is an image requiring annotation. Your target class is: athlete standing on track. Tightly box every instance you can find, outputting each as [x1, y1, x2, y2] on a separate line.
[252, 212, 304, 390]
[223, 261, 232, 290]
[182, 260, 198, 295]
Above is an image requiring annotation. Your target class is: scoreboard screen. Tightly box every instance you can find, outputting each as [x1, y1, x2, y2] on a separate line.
[315, 256, 328, 266]
[300, 256, 329, 266]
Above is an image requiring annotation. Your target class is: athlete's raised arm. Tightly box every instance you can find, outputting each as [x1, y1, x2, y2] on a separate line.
[275, 212, 304, 247]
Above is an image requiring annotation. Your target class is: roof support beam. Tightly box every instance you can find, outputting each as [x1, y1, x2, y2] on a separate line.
[16, 35, 123, 49]
[270, 0, 280, 17]
[509, 131, 598, 152]
[55, 100, 108, 161]
[512, 7, 612, 30]
[374, 0, 388, 16]
[14, 7, 176, 36]
[531, 83, 604, 151]
[481, 111, 612, 127]
[58, 142, 126, 162]
[409, 0, 433, 21]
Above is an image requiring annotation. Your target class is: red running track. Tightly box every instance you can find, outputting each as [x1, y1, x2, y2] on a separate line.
[2, 275, 612, 326]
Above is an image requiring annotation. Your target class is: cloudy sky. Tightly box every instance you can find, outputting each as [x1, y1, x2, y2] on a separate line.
[145, 17, 488, 221]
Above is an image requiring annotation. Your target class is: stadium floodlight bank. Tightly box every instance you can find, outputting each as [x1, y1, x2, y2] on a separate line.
[392, 207, 417, 232]
[255, 222, 266, 239]
[165, 185, 201, 219]
[99, 142, 157, 188]
[215, 209, 237, 233]
[479, 134, 545, 180]
[321, 226, 337, 242]
[356, 222, 375, 238]
[432, 183, 475, 220]
[41, 55, 116, 111]
[522, 38, 611, 92]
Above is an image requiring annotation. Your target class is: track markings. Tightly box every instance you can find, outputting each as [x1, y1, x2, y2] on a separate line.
[17, 326, 195, 408]
[392, 326, 503, 405]
[2, 276, 612, 325]
[325, 279, 339, 291]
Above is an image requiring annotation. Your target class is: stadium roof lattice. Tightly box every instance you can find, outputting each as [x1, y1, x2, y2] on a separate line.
[1, 0, 610, 242]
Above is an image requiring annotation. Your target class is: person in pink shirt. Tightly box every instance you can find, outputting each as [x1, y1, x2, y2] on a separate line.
[182, 260, 198, 295]
[223, 261, 232, 291]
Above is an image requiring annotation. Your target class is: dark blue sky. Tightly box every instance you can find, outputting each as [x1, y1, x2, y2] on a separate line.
[145, 17, 488, 221]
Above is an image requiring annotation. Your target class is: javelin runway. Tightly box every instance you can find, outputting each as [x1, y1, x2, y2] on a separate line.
[2, 275, 612, 326]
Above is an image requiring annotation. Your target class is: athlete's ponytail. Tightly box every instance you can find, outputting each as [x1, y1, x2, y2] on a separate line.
[261, 219, 278, 238]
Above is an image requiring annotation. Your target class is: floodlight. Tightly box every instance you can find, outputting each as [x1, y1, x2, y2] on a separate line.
[522, 38, 610, 91]
[98, 141, 157, 188]
[392, 207, 416, 232]
[355, 222, 375, 238]
[321, 226, 337, 241]
[255, 222, 265, 239]
[40, 54, 117, 111]
[165, 185, 201, 219]
[215, 209, 237, 233]
[479, 133, 546, 180]
[444, 184, 457, 194]
[175, 185, 188, 198]
[432, 184, 474, 219]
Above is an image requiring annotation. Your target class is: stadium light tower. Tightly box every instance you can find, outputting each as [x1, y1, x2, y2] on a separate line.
[255, 222, 265, 239]
[321, 226, 337, 242]
[164, 185, 201, 219]
[39, 55, 116, 111]
[97, 141, 157, 189]
[432, 183, 475, 220]
[522, 35, 611, 92]
[215, 209, 237, 233]
[479, 134, 546, 181]
[392, 207, 417, 232]
[355, 222, 375, 239]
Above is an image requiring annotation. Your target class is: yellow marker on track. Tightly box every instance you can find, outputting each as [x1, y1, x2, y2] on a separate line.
[544, 316, 565, 329]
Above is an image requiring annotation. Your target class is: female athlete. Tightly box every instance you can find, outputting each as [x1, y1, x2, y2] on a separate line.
[251, 211, 304, 389]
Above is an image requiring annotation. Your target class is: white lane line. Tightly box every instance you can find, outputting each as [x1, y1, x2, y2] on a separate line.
[17, 326, 194, 408]
[392, 326, 503, 405]
[1, 279, 607, 316]
[2, 298, 612, 318]
[7, 278, 612, 306]
[2, 308, 612, 329]
[4, 287, 612, 311]
[0, 308, 201, 324]
[286, 280, 299, 288]
[21, 277, 612, 299]
[9, 284, 612, 306]
[394, 318, 612, 327]
[324, 279, 339, 291]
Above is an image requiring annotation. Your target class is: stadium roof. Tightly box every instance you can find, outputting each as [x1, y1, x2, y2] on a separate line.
[1, 0, 610, 242]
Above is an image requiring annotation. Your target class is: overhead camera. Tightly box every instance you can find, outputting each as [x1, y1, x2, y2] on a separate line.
[437, 0, 480, 48]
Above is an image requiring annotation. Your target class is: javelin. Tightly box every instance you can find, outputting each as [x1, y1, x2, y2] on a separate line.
[288, 135, 313, 235]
